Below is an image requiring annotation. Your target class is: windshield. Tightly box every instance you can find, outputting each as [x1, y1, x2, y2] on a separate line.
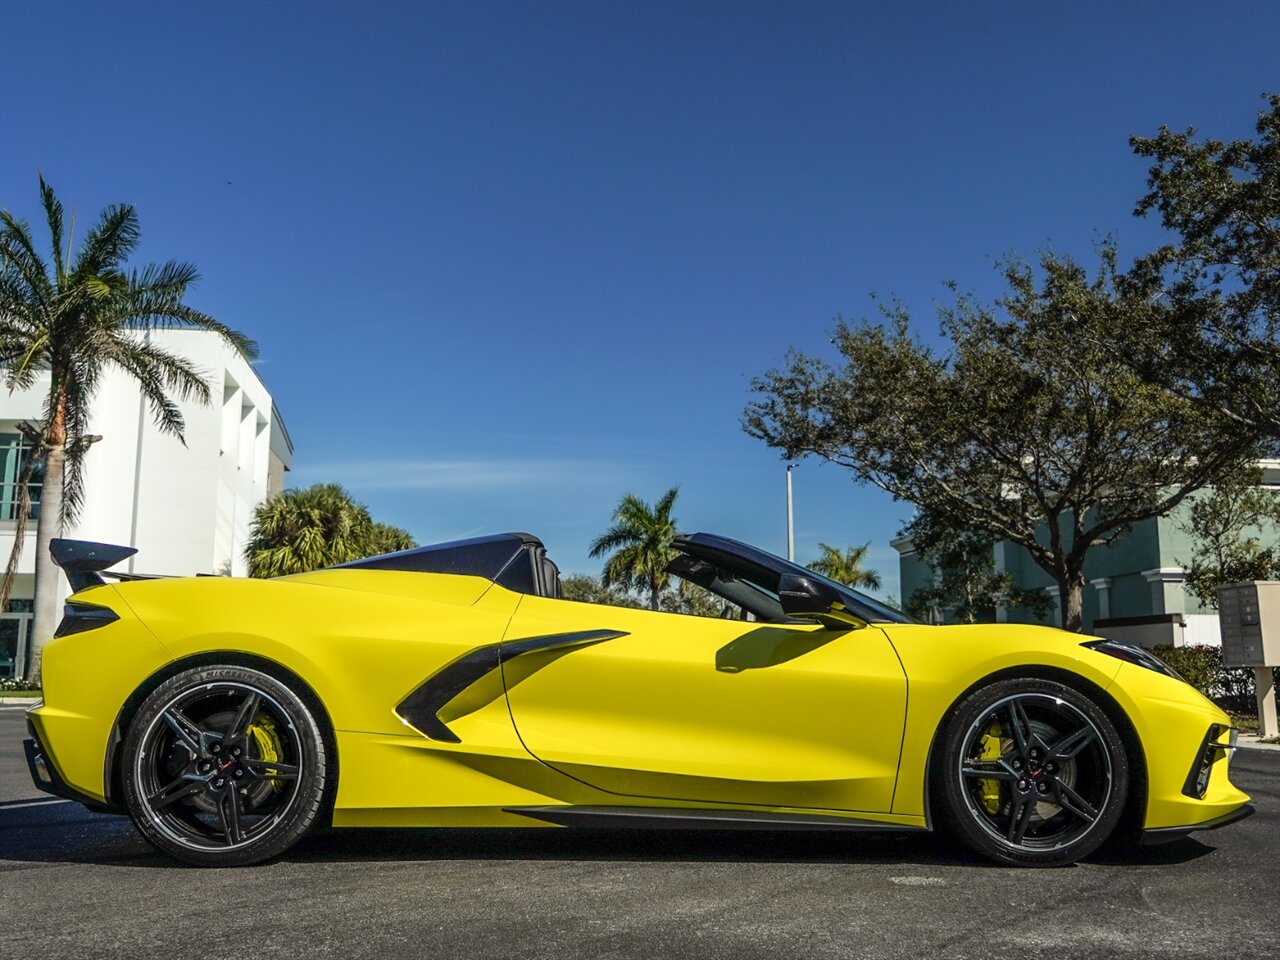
[669, 532, 918, 625]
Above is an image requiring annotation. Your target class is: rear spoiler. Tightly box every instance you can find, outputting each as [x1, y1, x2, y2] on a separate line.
[50, 539, 139, 592]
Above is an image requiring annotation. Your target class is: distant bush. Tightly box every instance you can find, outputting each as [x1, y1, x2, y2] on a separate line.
[1149, 644, 1278, 713]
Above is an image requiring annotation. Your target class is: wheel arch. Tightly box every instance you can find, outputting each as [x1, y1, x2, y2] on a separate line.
[920, 664, 1147, 842]
[105, 650, 340, 820]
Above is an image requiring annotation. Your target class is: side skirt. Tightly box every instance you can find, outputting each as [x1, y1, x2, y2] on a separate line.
[504, 805, 929, 832]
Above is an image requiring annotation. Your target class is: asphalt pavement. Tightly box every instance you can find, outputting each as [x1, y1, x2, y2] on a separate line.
[2, 703, 1277, 960]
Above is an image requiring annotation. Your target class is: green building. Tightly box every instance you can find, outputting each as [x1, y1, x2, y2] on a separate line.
[892, 460, 1280, 647]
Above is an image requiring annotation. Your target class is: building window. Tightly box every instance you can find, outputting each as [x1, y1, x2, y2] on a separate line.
[0, 433, 42, 521]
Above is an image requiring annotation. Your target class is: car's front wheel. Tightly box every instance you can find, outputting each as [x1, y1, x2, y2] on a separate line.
[935, 677, 1129, 867]
[121, 664, 329, 866]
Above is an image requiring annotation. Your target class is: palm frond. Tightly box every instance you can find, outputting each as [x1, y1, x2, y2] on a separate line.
[115, 283, 259, 359]
[588, 522, 641, 557]
[591, 487, 682, 596]
[57, 365, 103, 524]
[0, 209, 53, 309]
[72, 203, 139, 276]
[654, 485, 680, 520]
[107, 335, 214, 406]
[808, 542, 881, 591]
[38, 176, 66, 284]
[105, 343, 189, 439]
[2, 326, 49, 389]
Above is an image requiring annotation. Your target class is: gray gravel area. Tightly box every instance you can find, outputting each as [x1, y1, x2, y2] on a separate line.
[2, 705, 1277, 960]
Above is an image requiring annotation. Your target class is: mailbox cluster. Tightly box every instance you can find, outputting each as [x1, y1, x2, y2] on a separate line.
[1217, 581, 1280, 668]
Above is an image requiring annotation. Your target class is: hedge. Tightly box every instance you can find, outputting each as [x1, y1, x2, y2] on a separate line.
[1149, 644, 1279, 714]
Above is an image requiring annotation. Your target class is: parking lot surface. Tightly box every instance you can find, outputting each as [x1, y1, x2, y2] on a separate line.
[2, 705, 1277, 960]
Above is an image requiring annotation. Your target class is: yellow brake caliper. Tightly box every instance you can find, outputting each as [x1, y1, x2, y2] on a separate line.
[979, 722, 1003, 814]
[248, 714, 285, 793]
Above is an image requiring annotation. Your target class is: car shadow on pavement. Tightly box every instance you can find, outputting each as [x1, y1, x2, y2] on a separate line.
[0, 801, 1218, 869]
[285, 823, 1218, 870]
[0, 799, 173, 866]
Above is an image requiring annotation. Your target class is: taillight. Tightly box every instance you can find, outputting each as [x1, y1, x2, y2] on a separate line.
[54, 601, 119, 638]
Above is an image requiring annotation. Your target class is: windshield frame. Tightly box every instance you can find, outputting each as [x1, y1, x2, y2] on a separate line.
[670, 532, 918, 625]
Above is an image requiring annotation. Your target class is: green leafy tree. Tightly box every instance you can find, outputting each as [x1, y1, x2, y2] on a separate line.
[745, 247, 1252, 633]
[0, 178, 254, 681]
[902, 511, 1052, 624]
[1179, 466, 1280, 608]
[245, 483, 414, 577]
[561, 573, 644, 609]
[806, 542, 881, 590]
[1124, 94, 1279, 445]
[659, 582, 729, 618]
[564, 568, 725, 617]
[589, 487, 681, 611]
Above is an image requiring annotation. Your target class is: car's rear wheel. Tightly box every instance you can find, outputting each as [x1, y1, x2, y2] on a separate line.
[121, 664, 328, 866]
[935, 677, 1128, 867]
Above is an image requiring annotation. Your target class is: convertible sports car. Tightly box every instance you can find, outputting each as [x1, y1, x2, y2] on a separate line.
[25, 532, 1251, 867]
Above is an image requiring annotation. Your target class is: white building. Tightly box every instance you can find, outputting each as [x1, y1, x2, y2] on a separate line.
[1, 330, 293, 677]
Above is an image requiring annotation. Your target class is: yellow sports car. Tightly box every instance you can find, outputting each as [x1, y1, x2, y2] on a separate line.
[25, 532, 1251, 867]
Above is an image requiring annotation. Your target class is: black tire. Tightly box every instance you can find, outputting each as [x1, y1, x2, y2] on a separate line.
[121, 664, 328, 866]
[934, 677, 1128, 867]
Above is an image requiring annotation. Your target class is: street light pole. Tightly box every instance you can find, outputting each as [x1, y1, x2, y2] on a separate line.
[786, 464, 795, 562]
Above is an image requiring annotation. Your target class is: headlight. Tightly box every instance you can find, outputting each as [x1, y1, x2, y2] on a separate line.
[1080, 639, 1185, 682]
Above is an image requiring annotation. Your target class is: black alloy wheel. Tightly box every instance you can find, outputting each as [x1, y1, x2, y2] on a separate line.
[122, 665, 329, 866]
[936, 678, 1129, 867]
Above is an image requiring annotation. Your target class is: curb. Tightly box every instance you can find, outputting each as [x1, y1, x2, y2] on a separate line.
[1237, 734, 1280, 752]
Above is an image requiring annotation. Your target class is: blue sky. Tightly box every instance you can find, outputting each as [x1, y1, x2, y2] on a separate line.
[2, 1, 1276, 600]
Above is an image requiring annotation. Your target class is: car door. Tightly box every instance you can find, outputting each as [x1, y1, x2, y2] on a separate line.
[501, 594, 908, 813]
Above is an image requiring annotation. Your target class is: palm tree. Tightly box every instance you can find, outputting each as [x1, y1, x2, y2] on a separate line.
[245, 484, 380, 578]
[244, 484, 414, 577]
[368, 521, 417, 556]
[807, 542, 882, 591]
[1, 177, 254, 682]
[589, 487, 681, 610]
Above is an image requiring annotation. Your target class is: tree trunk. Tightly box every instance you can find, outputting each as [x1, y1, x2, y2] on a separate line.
[1058, 571, 1086, 634]
[26, 412, 67, 684]
[650, 580, 661, 611]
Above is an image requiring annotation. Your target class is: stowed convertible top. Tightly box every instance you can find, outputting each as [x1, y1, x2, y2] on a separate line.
[330, 530, 911, 623]
[331, 532, 562, 598]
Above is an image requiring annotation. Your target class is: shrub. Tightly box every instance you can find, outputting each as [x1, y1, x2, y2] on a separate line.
[0, 677, 42, 693]
[1149, 644, 1278, 713]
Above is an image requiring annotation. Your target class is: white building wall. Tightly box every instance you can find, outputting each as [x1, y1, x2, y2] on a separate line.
[1183, 614, 1224, 648]
[78, 371, 147, 555]
[1, 329, 291, 614]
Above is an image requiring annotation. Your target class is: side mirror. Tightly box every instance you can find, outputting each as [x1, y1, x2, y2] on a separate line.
[776, 573, 866, 631]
